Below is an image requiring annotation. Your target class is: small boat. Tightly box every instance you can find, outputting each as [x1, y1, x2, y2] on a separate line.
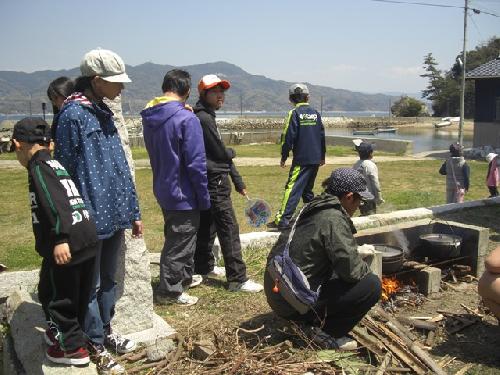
[375, 127, 396, 133]
[353, 129, 376, 136]
[434, 121, 452, 129]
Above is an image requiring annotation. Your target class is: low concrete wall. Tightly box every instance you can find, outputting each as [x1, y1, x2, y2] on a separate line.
[325, 135, 412, 154]
[129, 133, 412, 154]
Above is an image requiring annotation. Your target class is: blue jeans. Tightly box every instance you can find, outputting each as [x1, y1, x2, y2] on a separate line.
[84, 230, 124, 345]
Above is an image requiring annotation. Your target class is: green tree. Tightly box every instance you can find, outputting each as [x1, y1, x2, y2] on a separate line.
[422, 37, 500, 118]
[391, 96, 428, 117]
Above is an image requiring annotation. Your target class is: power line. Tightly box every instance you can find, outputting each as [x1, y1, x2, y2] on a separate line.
[370, 0, 499, 16]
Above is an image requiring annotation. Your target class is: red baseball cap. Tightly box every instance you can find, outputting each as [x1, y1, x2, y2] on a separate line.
[198, 74, 230, 93]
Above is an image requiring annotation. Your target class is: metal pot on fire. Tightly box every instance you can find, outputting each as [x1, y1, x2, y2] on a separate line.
[372, 244, 405, 274]
[418, 233, 462, 259]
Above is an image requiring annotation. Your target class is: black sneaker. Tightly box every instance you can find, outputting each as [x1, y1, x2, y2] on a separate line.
[104, 332, 136, 354]
[88, 343, 126, 374]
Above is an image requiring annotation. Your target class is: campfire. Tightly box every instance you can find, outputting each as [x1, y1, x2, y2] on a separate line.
[381, 276, 401, 301]
[381, 276, 426, 312]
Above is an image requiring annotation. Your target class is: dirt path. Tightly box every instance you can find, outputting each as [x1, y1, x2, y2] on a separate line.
[0, 152, 447, 170]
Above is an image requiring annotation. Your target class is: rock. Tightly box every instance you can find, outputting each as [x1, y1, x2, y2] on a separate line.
[146, 338, 176, 362]
[192, 340, 216, 361]
[0, 270, 39, 301]
[5, 289, 98, 374]
[104, 97, 156, 336]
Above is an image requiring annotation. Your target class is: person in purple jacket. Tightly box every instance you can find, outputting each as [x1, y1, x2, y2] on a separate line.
[141, 69, 210, 306]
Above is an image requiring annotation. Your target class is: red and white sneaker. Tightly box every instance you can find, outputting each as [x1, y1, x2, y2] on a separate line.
[46, 344, 90, 365]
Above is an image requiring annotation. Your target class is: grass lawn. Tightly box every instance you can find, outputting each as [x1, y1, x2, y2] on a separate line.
[0, 158, 488, 269]
[131, 144, 398, 160]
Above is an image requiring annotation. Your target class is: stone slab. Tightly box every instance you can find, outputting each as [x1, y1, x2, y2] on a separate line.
[5, 289, 98, 375]
[0, 270, 39, 300]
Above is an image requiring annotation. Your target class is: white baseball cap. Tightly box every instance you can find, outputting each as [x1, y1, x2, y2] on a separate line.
[80, 48, 131, 83]
[289, 83, 309, 95]
[486, 153, 498, 163]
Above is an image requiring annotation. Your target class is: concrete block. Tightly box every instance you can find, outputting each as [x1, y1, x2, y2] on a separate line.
[417, 267, 441, 296]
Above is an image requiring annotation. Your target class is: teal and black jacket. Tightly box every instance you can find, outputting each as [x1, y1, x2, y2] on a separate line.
[280, 103, 325, 165]
[28, 149, 97, 265]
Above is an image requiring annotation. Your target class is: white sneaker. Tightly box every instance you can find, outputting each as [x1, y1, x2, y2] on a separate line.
[189, 274, 203, 288]
[156, 292, 198, 306]
[228, 279, 263, 293]
[308, 327, 358, 351]
[202, 266, 226, 279]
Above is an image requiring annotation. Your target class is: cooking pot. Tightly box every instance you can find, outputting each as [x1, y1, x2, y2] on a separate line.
[373, 244, 404, 274]
[418, 233, 462, 259]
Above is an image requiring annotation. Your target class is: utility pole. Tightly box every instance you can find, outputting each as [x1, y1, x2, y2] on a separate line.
[240, 94, 243, 116]
[458, 0, 468, 146]
[29, 93, 32, 116]
[320, 95, 323, 116]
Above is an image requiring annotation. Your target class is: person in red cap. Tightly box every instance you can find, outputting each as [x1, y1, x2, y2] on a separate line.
[193, 74, 263, 293]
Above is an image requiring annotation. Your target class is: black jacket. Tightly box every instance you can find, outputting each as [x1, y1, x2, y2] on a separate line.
[268, 192, 369, 291]
[194, 100, 246, 192]
[28, 149, 98, 265]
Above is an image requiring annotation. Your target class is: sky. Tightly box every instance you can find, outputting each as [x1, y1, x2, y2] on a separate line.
[0, 0, 498, 94]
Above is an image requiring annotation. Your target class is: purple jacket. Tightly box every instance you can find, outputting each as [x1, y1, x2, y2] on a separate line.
[141, 100, 210, 211]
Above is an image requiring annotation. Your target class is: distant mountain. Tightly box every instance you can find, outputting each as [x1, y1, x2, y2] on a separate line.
[0, 61, 397, 114]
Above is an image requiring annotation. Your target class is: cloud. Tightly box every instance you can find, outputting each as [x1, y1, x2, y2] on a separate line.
[326, 64, 368, 73]
[386, 66, 424, 77]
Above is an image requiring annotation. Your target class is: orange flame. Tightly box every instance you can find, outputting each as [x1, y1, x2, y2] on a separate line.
[381, 276, 402, 301]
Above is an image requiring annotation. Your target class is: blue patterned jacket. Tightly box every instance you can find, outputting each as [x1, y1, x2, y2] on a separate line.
[54, 96, 141, 239]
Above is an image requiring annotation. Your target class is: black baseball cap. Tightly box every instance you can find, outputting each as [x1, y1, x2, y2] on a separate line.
[356, 142, 375, 154]
[326, 167, 374, 200]
[10, 117, 51, 152]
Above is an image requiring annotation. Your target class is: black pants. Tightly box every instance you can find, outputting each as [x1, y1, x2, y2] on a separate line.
[264, 271, 381, 338]
[488, 186, 498, 197]
[38, 256, 95, 351]
[158, 209, 200, 297]
[194, 173, 247, 283]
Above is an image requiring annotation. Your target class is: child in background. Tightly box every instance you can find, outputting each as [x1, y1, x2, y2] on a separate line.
[352, 141, 384, 215]
[439, 143, 470, 204]
[11, 117, 97, 366]
[485, 153, 499, 198]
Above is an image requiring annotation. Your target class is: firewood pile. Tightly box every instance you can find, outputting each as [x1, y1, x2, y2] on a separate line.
[351, 304, 485, 374]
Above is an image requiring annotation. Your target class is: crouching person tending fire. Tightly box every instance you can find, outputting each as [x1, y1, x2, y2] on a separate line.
[264, 168, 382, 350]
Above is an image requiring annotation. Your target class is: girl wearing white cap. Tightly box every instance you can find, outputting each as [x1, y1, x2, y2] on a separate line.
[53, 48, 142, 374]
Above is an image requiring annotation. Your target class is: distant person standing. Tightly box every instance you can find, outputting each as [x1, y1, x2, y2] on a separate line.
[193, 74, 263, 293]
[46, 77, 75, 139]
[141, 69, 210, 306]
[352, 141, 384, 215]
[485, 152, 499, 198]
[268, 83, 325, 231]
[439, 143, 470, 203]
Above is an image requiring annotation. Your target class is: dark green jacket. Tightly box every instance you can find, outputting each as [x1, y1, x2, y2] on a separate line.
[267, 192, 369, 291]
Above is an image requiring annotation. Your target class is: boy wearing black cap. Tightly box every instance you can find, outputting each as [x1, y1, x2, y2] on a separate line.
[11, 117, 97, 366]
[353, 141, 384, 215]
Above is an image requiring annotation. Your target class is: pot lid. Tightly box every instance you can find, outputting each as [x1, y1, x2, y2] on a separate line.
[419, 233, 462, 245]
[373, 244, 404, 258]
